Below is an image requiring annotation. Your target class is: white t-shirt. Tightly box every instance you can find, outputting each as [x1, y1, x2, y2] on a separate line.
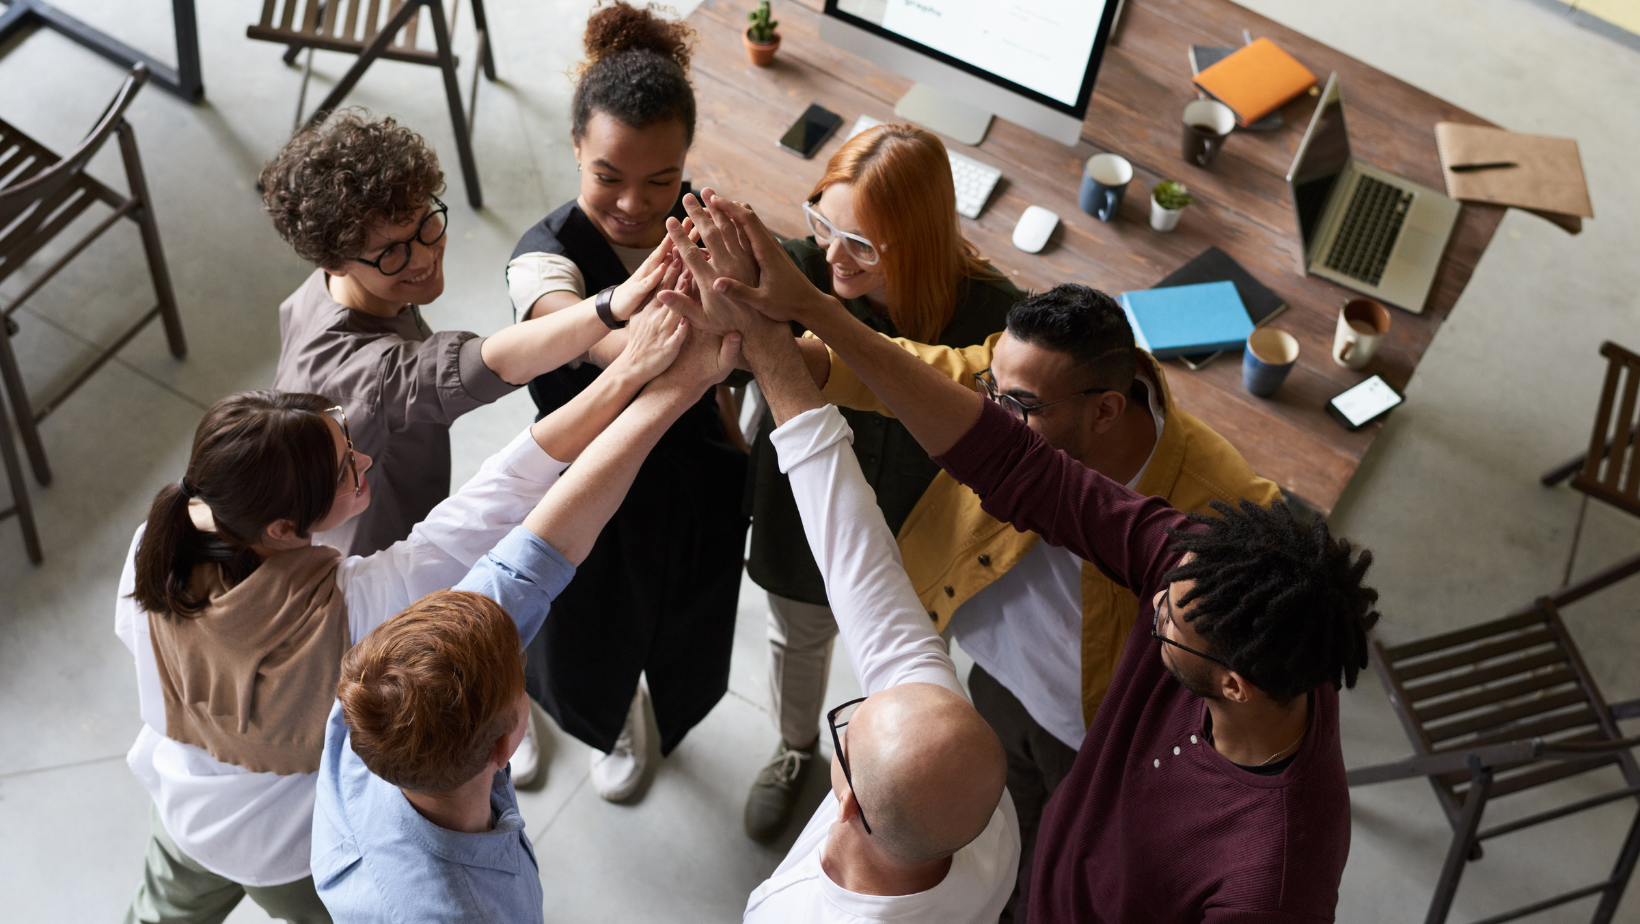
[948, 370, 1167, 750]
[747, 406, 1020, 923]
[745, 790, 1020, 924]
[504, 244, 650, 323]
[113, 428, 567, 885]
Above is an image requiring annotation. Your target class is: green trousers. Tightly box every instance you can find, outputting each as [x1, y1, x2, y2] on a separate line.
[124, 805, 332, 924]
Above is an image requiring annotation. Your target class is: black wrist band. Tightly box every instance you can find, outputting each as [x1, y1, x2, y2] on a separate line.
[595, 285, 626, 330]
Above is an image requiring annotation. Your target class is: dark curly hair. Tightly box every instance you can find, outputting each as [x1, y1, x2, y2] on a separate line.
[1005, 284, 1137, 398]
[572, 2, 696, 145]
[259, 111, 445, 269]
[1165, 499, 1380, 704]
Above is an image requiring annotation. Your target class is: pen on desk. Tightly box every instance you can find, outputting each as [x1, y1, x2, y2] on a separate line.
[1450, 161, 1518, 173]
[1242, 29, 1253, 45]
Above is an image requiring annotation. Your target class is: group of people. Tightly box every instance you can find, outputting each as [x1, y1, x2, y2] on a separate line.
[114, 3, 1383, 923]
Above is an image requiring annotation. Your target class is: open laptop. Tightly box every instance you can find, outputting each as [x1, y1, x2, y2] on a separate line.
[1286, 73, 1460, 313]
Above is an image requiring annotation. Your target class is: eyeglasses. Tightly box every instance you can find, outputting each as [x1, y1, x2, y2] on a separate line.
[972, 368, 1113, 425]
[351, 198, 448, 276]
[803, 199, 881, 266]
[324, 406, 362, 497]
[827, 697, 873, 835]
[1152, 590, 1232, 669]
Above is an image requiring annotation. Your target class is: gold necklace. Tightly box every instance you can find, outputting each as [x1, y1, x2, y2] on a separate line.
[1259, 731, 1305, 766]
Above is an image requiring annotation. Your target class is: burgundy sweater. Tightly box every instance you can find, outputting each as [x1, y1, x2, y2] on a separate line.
[933, 399, 1349, 923]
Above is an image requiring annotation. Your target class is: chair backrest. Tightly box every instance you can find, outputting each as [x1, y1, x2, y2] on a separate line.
[1572, 341, 1640, 519]
[0, 64, 148, 222]
[1371, 598, 1640, 816]
[251, 0, 446, 62]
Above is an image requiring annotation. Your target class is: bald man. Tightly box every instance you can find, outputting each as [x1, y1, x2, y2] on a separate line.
[697, 251, 1018, 922]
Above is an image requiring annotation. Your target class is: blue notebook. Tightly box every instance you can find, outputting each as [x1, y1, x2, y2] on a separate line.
[1119, 281, 1254, 358]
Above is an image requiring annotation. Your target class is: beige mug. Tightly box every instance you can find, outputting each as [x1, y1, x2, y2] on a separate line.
[1332, 298, 1391, 370]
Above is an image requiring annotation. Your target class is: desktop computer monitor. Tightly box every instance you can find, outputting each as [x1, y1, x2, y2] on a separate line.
[821, 0, 1120, 147]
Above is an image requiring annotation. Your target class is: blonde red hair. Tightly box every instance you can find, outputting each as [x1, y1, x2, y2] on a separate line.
[338, 590, 525, 793]
[809, 123, 998, 342]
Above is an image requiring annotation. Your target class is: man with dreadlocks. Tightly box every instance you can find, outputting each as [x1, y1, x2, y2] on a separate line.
[674, 194, 1380, 923]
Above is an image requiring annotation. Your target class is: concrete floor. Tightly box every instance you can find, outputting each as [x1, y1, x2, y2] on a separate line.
[0, 0, 1637, 921]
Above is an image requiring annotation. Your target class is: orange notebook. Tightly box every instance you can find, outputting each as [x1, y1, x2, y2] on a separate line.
[1192, 38, 1316, 127]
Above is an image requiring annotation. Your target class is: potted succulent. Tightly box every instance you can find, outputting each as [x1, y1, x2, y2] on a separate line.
[744, 0, 780, 67]
[1150, 180, 1193, 232]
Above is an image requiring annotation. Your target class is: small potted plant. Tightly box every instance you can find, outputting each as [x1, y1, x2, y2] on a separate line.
[745, 0, 780, 67]
[1150, 180, 1193, 232]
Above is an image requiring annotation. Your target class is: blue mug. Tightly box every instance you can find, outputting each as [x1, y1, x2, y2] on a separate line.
[1242, 328, 1300, 398]
[1079, 153, 1133, 222]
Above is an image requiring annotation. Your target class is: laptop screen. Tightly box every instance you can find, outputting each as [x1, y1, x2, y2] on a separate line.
[1288, 74, 1351, 247]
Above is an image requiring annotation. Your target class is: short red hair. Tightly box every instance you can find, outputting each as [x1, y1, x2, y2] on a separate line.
[338, 590, 524, 793]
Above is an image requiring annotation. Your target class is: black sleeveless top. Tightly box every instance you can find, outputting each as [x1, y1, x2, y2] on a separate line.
[508, 189, 749, 755]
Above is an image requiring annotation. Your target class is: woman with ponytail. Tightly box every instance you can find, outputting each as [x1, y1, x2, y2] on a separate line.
[503, 0, 748, 803]
[114, 300, 689, 923]
[739, 124, 1025, 844]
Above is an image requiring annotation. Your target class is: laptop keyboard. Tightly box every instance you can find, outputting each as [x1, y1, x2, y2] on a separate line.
[1323, 175, 1413, 286]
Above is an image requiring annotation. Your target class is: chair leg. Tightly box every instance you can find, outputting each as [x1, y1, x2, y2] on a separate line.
[1563, 494, 1590, 588]
[117, 123, 186, 360]
[303, 0, 420, 128]
[1592, 807, 1640, 924]
[0, 375, 43, 564]
[0, 319, 49, 486]
[1427, 758, 1493, 924]
[294, 45, 317, 133]
[470, 0, 496, 79]
[428, 0, 482, 209]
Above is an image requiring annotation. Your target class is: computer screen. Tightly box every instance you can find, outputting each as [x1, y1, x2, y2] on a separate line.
[830, 0, 1113, 116]
[1288, 76, 1351, 246]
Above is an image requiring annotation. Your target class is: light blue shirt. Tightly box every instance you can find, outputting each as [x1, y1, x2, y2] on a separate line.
[311, 526, 575, 923]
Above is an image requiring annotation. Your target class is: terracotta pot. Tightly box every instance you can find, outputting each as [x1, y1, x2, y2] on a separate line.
[744, 28, 780, 66]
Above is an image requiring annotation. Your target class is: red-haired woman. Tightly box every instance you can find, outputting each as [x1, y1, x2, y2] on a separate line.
[741, 123, 1024, 842]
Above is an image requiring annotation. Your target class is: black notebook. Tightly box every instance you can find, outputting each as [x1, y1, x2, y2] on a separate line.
[1150, 247, 1288, 370]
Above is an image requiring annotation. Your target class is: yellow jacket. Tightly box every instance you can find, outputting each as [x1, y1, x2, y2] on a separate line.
[819, 333, 1282, 725]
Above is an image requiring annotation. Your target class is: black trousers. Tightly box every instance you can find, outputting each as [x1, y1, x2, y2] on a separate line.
[969, 662, 1081, 924]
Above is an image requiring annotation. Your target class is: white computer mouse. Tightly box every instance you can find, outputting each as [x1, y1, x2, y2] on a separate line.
[1012, 205, 1059, 253]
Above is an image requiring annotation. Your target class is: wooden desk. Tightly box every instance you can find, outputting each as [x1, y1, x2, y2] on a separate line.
[684, 0, 1504, 514]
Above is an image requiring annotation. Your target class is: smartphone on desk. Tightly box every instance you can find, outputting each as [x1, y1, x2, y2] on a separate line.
[1327, 375, 1404, 431]
[779, 104, 843, 158]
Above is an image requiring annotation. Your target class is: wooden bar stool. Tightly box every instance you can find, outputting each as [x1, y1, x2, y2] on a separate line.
[247, 0, 496, 208]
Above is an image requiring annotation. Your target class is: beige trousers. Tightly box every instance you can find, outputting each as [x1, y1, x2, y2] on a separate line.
[765, 592, 839, 748]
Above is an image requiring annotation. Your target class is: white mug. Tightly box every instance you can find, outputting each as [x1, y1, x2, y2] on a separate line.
[1332, 298, 1392, 370]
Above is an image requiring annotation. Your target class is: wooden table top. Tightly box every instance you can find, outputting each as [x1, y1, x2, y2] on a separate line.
[683, 0, 1505, 514]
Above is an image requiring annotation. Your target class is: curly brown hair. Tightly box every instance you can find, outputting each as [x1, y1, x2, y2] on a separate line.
[259, 111, 446, 269]
[572, 2, 696, 145]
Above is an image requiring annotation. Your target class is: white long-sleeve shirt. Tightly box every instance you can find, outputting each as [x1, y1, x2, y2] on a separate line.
[744, 405, 1020, 924]
[113, 427, 567, 886]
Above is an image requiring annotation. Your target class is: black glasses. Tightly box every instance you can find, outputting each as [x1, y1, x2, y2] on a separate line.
[352, 198, 448, 276]
[1153, 590, 1232, 669]
[972, 368, 1112, 425]
[827, 697, 872, 835]
[324, 406, 361, 497]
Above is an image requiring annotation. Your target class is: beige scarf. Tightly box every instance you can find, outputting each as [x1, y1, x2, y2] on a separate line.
[147, 543, 351, 775]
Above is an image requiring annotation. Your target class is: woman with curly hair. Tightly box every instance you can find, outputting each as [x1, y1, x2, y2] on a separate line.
[503, 1, 749, 803]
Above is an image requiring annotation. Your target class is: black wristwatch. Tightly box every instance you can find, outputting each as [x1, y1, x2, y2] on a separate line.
[595, 285, 626, 330]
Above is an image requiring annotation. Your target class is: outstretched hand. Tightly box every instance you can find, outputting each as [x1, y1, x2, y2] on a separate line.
[611, 218, 698, 321]
[615, 290, 688, 383]
[697, 195, 843, 330]
[656, 191, 782, 339]
[650, 323, 743, 398]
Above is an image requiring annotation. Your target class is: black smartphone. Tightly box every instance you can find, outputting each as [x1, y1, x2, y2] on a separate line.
[1326, 375, 1404, 431]
[779, 104, 843, 158]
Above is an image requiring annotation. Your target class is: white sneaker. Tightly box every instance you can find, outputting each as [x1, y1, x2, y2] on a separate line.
[590, 687, 649, 802]
[509, 702, 544, 789]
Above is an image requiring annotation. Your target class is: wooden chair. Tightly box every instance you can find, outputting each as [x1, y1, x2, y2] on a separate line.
[1541, 341, 1640, 586]
[0, 63, 187, 489]
[247, 0, 495, 208]
[1348, 584, 1640, 924]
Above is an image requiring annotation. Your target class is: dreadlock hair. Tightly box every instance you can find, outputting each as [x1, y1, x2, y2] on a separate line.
[1005, 284, 1137, 398]
[1164, 499, 1379, 704]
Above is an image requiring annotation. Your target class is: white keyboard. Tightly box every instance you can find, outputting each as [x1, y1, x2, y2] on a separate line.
[846, 114, 1000, 219]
